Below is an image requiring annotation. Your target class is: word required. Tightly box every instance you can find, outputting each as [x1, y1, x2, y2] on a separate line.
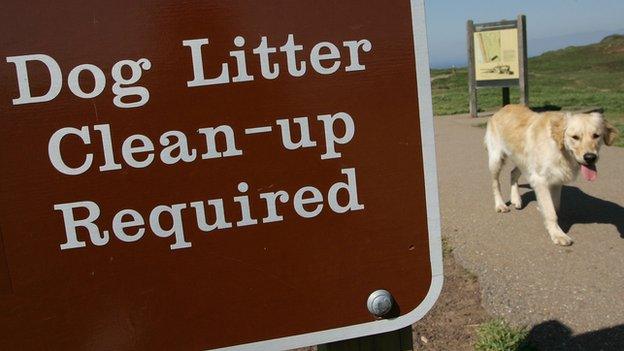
[55, 168, 364, 251]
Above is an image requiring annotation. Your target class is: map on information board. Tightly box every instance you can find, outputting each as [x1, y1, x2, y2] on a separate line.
[474, 28, 520, 81]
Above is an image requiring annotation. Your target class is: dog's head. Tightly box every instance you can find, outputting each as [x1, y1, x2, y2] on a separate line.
[553, 111, 619, 180]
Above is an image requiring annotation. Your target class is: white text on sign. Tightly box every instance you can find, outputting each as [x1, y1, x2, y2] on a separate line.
[6, 34, 371, 108]
[4, 33, 373, 252]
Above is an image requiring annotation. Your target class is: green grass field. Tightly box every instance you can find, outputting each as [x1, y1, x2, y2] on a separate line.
[431, 34, 624, 146]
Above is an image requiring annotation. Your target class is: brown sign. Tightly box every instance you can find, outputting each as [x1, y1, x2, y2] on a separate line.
[0, 0, 441, 350]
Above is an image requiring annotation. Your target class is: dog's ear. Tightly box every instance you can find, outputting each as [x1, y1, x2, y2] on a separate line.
[603, 120, 619, 146]
[550, 113, 567, 149]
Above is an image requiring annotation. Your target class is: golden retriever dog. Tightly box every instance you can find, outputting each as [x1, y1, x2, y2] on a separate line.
[485, 104, 618, 245]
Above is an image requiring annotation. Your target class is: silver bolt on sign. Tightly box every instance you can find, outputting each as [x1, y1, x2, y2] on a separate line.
[366, 290, 394, 318]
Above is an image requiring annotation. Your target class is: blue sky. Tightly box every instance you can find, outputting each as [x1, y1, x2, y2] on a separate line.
[425, 0, 624, 68]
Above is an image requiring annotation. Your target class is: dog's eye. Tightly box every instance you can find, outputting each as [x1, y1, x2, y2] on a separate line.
[593, 133, 600, 139]
[572, 135, 580, 140]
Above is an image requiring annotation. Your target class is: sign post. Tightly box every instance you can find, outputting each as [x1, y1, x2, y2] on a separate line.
[0, 0, 441, 350]
[467, 15, 529, 117]
[318, 326, 414, 351]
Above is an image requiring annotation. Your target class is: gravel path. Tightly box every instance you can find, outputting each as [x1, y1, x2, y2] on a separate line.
[435, 114, 624, 339]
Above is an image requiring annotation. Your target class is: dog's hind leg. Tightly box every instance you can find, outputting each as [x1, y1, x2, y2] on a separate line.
[485, 122, 509, 213]
[510, 167, 522, 209]
[488, 149, 509, 213]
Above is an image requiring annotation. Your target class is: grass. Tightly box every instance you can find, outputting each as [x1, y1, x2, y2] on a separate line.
[431, 34, 624, 135]
[442, 236, 454, 256]
[474, 320, 537, 351]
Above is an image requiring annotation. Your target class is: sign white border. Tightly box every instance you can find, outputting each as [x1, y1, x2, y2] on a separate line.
[210, 0, 443, 349]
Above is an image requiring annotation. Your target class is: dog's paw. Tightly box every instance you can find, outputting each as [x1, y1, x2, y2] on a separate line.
[495, 204, 510, 213]
[510, 198, 522, 210]
[550, 233, 574, 246]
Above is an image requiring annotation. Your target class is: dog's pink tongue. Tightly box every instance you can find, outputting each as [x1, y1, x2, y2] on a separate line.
[581, 164, 597, 181]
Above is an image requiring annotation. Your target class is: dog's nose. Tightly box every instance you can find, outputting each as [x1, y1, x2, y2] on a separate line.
[583, 153, 597, 164]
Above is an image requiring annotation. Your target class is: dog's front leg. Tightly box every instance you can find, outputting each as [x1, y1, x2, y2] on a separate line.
[550, 185, 562, 213]
[533, 182, 573, 245]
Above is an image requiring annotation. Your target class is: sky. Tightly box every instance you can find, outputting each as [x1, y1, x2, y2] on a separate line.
[425, 0, 624, 68]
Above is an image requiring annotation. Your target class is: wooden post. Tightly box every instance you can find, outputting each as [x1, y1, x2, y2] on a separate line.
[467, 20, 478, 118]
[517, 15, 529, 106]
[317, 326, 414, 351]
[502, 87, 510, 106]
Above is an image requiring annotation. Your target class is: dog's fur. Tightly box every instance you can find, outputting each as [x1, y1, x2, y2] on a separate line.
[485, 104, 618, 245]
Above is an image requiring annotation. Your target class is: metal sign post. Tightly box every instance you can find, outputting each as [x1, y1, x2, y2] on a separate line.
[0, 0, 441, 350]
[467, 15, 529, 117]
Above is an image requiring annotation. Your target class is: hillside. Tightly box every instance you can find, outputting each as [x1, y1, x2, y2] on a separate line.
[430, 35, 624, 132]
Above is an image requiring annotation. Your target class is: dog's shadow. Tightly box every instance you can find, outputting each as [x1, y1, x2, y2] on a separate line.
[519, 185, 624, 238]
